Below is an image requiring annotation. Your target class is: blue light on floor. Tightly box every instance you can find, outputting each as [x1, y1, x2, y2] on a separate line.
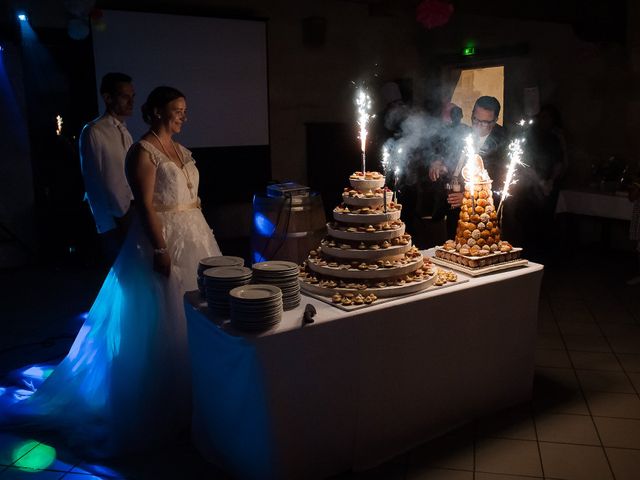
[12, 440, 57, 471]
[17, 13, 27, 22]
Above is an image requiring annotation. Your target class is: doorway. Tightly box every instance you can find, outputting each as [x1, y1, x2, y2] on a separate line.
[450, 66, 504, 127]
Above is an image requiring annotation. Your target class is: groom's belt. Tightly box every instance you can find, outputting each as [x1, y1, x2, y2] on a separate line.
[154, 199, 201, 213]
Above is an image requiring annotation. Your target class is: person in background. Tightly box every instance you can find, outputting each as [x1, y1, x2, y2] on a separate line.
[517, 104, 569, 258]
[429, 103, 470, 239]
[80, 72, 135, 266]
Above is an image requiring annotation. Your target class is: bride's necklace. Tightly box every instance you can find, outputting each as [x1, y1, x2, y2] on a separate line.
[150, 130, 195, 198]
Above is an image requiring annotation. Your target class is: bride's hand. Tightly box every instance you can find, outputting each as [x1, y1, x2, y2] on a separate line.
[153, 251, 171, 277]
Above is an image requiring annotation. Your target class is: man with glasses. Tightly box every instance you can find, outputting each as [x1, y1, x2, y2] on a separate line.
[428, 96, 507, 238]
[470, 96, 507, 181]
[80, 72, 135, 266]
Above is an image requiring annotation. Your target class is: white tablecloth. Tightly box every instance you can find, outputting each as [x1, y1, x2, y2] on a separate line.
[185, 254, 544, 479]
[555, 189, 633, 221]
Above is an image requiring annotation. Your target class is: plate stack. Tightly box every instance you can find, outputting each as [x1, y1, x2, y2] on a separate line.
[202, 266, 252, 317]
[197, 256, 245, 295]
[252, 261, 301, 310]
[229, 284, 283, 332]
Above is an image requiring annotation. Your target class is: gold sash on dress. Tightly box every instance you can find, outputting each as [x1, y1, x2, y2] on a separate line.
[154, 199, 201, 213]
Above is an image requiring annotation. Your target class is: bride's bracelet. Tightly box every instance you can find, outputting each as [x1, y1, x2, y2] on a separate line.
[154, 247, 168, 255]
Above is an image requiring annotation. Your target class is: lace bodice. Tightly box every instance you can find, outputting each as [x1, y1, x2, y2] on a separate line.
[137, 140, 199, 207]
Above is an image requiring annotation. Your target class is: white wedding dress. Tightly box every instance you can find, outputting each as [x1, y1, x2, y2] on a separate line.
[0, 140, 221, 456]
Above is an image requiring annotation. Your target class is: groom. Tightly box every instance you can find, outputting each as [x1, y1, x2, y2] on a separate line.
[80, 72, 135, 265]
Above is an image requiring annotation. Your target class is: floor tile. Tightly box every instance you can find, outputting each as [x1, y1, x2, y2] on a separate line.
[590, 305, 636, 324]
[533, 390, 590, 416]
[341, 456, 407, 480]
[535, 349, 572, 368]
[406, 467, 473, 480]
[476, 408, 537, 441]
[604, 447, 640, 480]
[12, 443, 75, 473]
[539, 442, 613, 480]
[0, 434, 38, 467]
[536, 332, 564, 350]
[0, 467, 62, 479]
[607, 335, 640, 354]
[568, 351, 622, 371]
[407, 435, 474, 472]
[61, 474, 104, 479]
[558, 321, 602, 337]
[599, 323, 640, 337]
[627, 372, 640, 392]
[617, 353, 640, 373]
[584, 391, 640, 419]
[474, 438, 542, 477]
[537, 320, 560, 335]
[535, 413, 600, 445]
[535, 367, 580, 391]
[593, 417, 640, 449]
[563, 335, 611, 353]
[475, 473, 544, 480]
[550, 299, 594, 323]
[576, 369, 636, 393]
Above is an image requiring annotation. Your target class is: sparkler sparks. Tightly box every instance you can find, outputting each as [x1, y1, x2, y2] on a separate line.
[355, 87, 374, 174]
[496, 138, 527, 224]
[381, 145, 390, 176]
[55, 115, 63, 136]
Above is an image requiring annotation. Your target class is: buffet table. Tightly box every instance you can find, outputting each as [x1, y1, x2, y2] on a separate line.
[185, 255, 544, 479]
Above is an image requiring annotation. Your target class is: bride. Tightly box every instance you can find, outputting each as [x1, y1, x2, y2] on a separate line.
[0, 86, 221, 456]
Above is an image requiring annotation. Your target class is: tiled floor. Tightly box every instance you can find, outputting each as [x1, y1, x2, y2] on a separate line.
[1, 248, 639, 479]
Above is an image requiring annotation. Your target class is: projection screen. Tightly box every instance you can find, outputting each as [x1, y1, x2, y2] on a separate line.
[92, 10, 269, 148]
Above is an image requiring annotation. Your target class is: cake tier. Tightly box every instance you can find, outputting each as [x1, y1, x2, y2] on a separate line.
[327, 222, 405, 241]
[300, 274, 435, 298]
[341, 190, 393, 208]
[349, 174, 385, 191]
[333, 209, 401, 224]
[306, 255, 423, 280]
[319, 239, 412, 260]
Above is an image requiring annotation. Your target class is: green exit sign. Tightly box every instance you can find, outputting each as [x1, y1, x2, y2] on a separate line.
[463, 46, 475, 56]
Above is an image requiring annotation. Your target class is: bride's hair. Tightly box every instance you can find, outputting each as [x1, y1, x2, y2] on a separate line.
[141, 86, 186, 125]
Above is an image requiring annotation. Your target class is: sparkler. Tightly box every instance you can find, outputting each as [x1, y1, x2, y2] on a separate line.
[380, 146, 390, 213]
[393, 165, 400, 204]
[355, 87, 373, 175]
[461, 134, 479, 205]
[381, 145, 390, 177]
[55, 115, 63, 136]
[496, 138, 526, 225]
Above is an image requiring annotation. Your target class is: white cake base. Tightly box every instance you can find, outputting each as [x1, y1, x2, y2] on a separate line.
[300, 273, 436, 298]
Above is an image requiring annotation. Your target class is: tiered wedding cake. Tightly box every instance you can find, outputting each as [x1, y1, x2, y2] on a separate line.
[299, 171, 444, 306]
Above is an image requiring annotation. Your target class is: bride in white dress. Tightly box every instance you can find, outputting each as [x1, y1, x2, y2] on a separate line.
[0, 86, 221, 456]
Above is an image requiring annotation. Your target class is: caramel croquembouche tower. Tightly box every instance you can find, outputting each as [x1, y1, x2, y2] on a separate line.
[299, 171, 438, 306]
[434, 155, 522, 269]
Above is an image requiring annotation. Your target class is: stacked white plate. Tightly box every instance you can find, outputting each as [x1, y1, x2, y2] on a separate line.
[252, 261, 301, 310]
[197, 256, 245, 296]
[229, 284, 283, 332]
[203, 266, 252, 318]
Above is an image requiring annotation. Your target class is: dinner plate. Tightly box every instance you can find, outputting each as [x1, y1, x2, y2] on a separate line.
[199, 256, 245, 269]
[203, 266, 252, 279]
[252, 261, 299, 272]
[230, 284, 282, 301]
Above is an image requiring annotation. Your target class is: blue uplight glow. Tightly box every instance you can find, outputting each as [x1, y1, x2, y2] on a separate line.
[17, 13, 27, 22]
[253, 212, 275, 236]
